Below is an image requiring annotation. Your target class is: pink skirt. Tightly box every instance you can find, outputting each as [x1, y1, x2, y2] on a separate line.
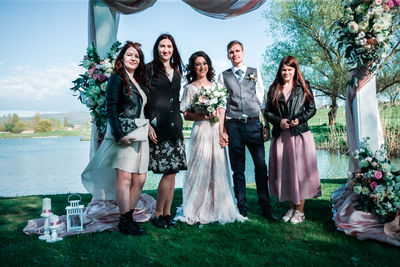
[269, 130, 321, 205]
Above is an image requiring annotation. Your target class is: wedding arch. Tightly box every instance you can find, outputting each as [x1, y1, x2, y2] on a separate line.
[87, 0, 268, 157]
[86, 0, 383, 170]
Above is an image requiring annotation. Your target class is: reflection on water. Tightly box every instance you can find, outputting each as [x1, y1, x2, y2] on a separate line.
[0, 137, 398, 197]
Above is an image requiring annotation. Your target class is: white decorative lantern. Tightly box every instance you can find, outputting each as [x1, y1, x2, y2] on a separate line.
[65, 194, 84, 232]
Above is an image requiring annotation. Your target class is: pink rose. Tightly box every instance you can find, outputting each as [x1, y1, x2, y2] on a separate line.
[87, 66, 96, 75]
[394, 0, 400, 6]
[198, 95, 205, 103]
[374, 170, 383, 179]
[370, 181, 378, 190]
[375, 0, 382, 4]
[387, 0, 394, 8]
[96, 73, 108, 82]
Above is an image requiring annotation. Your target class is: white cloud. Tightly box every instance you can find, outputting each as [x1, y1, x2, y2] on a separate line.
[0, 63, 88, 113]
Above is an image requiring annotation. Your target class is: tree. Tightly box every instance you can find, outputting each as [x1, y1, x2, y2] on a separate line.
[11, 121, 27, 134]
[1, 113, 20, 132]
[64, 116, 69, 128]
[262, 0, 400, 125]
[381, 86, 400, 105]
[33, 120, 52, 133]
[34, 112, 40, 127]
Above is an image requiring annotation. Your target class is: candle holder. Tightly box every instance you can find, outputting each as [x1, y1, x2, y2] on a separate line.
[46, 215, 63, 243]
[38, 212, 52, 240]
[39, 198, 52, 241]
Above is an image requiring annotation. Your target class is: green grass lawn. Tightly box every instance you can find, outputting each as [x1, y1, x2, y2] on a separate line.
[1, 179, 399, 266]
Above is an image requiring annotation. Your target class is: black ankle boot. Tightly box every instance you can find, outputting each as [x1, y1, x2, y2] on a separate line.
[118, 210, 146, 235]
[151, 215, 168, 229]
[163, 215, 178, 227]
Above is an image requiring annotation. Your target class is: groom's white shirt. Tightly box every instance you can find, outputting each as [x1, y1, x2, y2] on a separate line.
[217, 64, 267, 113]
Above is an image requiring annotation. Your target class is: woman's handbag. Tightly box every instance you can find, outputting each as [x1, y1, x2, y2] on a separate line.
[119, 118, 149, 141]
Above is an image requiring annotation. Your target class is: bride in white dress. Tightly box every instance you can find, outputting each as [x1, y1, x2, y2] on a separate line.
[175, 51, 246, 225]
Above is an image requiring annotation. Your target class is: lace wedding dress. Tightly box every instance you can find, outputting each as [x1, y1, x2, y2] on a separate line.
[175, 83, 247, 225]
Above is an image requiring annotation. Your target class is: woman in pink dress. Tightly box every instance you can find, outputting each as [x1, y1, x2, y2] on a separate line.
[264, 56, 321, 224]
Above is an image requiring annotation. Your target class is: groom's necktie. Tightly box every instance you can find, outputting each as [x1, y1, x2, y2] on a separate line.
[235, 69, 243, 82]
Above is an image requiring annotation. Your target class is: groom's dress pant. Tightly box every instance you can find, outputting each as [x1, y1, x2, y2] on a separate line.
[226, 119, 270, 213]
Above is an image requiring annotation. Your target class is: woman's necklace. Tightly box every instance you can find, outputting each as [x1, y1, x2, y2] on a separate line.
[282, 83, 293, 101]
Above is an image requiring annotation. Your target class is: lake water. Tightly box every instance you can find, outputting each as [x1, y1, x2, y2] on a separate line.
[0, 136, 398, 197]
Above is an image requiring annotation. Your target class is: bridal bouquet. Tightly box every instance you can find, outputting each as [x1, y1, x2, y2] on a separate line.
[336, 0, 399, 74]
[350, 138, 400, 222]
[71, 41, 121, 137]
[188, 84, 227, 123]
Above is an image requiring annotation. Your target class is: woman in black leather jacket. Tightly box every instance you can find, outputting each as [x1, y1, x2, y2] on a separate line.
[264, 56, 321, 225]
[82, 41, 150, 236]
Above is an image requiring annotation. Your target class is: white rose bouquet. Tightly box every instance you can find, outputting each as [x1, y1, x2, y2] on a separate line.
[71, 41, 121, 137]
[350, 138, 400, 222]
[188, 84, 228, 123]
[336, 0, 399, 79]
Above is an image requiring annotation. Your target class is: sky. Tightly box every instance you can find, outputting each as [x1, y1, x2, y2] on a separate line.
[0, 0, 274, 117]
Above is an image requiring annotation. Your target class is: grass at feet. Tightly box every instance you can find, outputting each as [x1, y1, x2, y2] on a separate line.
[1, 180, 398, 266]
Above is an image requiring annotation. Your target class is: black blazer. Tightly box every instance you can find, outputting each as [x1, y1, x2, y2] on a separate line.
[264, 82, 316, 138]
[106, 73, 147, 141]
[146, 63, 183, 142]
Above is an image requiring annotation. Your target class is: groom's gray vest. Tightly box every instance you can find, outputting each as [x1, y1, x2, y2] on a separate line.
[222, 67, 260, 118]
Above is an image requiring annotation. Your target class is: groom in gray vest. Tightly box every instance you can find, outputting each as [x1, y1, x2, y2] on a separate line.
[217, 40, 276, 221]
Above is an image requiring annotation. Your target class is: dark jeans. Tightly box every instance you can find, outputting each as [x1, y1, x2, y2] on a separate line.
[226, 120, 271, 213]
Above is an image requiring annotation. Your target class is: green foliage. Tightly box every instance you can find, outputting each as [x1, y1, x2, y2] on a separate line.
[10, 121, 27, 134]
[1, 182, 399, 266]
[0, 113, 27, 133]
[263, 0, 348, 125]
[33, 120, 52, 133]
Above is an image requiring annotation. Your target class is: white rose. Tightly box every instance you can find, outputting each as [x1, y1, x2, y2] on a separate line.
[373, 23, 383, 32]
[348, 21, 360, 33]
[359, 20, 369, 31]
[376, 34, 386, 42]
[344, 14, 354, 21]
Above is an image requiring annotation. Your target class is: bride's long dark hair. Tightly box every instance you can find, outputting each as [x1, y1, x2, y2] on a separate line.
[185, 51, 215, 83]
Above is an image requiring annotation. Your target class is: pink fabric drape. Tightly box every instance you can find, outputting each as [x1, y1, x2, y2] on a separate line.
[183, 0, 267, 19]
[103, 0, 157, 14]
[103, 0, 267, 19]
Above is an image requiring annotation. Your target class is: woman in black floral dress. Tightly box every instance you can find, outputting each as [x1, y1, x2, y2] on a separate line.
[146, 33, 187, 229]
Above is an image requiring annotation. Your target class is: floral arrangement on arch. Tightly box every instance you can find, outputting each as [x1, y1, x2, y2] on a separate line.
[336, 0, 399, 74]
[71, 41, 121, 137]
[350, 138, 400, 223]
[188, 84, 228, 123]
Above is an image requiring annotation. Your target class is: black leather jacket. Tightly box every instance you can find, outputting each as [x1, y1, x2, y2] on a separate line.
[264, 83, 316, 138]
[106, 73, 147, 141]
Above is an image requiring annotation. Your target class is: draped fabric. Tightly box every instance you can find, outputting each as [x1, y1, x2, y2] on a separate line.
[345, 67, 384, 174]
[183, 0, 267, 19]
[100, 0, 266, 19]
[88, 0, 120, 158]
[23, 195, 156, 238]
[331, 186, 400, 247]
[103, 0, 157, 15]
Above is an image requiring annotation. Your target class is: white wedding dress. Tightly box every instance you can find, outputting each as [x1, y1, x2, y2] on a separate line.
[175, 83, 247, 225]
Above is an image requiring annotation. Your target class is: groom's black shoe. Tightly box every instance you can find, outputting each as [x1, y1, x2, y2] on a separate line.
[151, 215, 168, 229]
[261, 209, 278, 222]
[163, 215, 178, 228]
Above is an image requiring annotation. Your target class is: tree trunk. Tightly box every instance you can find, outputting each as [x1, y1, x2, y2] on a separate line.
[328, 99, 337, 126]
